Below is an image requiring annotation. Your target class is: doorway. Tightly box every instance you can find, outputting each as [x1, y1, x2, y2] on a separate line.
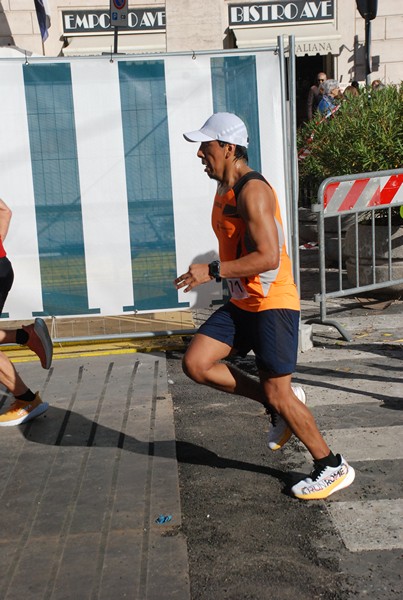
[296, 55, 333, 126]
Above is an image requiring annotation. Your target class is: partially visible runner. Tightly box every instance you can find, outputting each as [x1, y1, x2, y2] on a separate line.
[174, 113, 355, 500]
[0, 198, 53, 427]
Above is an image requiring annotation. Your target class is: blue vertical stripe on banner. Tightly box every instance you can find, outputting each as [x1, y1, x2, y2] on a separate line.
[211, 55, 261, 173]
[23, 63, 98, 317]
[118, 60, 187, 311]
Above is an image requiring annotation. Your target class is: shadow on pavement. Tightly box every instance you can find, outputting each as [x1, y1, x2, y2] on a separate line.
[20, 405, 290, 483]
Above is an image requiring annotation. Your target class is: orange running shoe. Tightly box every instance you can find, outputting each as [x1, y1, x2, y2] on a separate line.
[0, 392, 48, 426]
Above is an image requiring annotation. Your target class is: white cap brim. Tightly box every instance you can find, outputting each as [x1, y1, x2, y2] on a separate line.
[183, 130, 215, 143]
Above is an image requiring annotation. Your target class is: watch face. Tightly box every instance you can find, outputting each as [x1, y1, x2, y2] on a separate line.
[209, 261, 220, 278]
[209, 261, 221, 281]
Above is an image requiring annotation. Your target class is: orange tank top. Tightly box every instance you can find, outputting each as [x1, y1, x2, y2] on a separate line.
[212, 172, 299, 312]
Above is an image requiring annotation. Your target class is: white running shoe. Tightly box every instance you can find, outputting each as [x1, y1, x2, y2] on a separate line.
[291, 454, 356, 500]
[267, 385, 306, 451]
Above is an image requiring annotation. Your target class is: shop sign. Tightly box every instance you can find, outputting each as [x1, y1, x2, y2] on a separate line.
[229, 1, 334, 25]
[295, 40, 336, 55]
[62, 8, 165, 34]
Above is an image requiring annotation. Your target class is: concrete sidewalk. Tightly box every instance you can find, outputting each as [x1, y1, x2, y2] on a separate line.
[0, 352, 190, 600]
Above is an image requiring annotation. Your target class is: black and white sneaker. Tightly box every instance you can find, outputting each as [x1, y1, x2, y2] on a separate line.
[291, 454, 355, 500]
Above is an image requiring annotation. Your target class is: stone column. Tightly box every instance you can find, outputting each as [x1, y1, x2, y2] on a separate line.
[165, 0, 226, 52]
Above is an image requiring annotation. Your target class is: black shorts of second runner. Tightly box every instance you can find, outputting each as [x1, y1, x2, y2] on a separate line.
[0, 256, 14, 315]
[198, 301, 300, 375]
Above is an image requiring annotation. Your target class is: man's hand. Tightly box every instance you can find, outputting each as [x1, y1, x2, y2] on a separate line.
[174, 263, 212, 293]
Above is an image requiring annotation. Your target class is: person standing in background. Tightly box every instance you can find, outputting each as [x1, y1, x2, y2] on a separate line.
[317, 79, 342, 117]
[307, 72, 327, 120]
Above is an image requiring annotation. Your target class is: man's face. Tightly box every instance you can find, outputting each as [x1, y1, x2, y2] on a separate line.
[197, 140, 227, 181]
[317, 73, 327, 85]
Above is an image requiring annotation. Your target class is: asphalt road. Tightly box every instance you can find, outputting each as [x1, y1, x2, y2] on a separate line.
[167, 332, 403, 600]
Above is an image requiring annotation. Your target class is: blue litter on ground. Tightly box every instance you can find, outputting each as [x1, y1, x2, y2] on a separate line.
[155, 514, 172, 524]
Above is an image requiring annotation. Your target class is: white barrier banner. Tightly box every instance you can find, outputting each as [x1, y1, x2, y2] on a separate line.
[0, 50, 286, 320]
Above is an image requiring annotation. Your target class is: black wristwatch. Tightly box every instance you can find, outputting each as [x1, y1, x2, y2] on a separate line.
[208, 260, 221, 282]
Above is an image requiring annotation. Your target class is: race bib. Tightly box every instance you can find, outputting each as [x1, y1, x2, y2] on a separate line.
[227, 278, 249, 300]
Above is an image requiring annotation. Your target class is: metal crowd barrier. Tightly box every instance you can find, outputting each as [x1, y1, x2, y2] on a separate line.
[306, 169, 403, 341]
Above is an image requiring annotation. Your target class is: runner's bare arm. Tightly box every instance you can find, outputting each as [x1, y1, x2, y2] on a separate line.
[174, 180, 280, 293]
[0, 199, 12, 242]
[220, 179, 279, 278]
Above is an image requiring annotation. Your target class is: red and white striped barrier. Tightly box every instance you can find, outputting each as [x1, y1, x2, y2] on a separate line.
[309, 169, 403, 342]
[323, 173, 403, 215]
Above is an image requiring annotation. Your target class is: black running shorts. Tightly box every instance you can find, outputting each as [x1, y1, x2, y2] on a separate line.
[198, 301, 300, 375]
[0, 256, 14, 315]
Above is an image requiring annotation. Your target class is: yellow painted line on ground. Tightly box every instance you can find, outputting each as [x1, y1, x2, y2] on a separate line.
[11, 348, 140, 363]
[5, 336, 189, 365]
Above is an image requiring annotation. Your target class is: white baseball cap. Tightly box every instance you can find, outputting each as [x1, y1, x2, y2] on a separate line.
[183, 112, 249, 148]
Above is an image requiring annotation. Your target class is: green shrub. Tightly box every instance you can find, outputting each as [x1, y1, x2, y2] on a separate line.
[297, 82, 403, 202]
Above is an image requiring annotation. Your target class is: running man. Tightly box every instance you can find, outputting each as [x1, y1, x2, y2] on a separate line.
[174, 113, 355, 500]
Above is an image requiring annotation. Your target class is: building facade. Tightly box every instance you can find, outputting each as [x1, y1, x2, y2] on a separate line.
[1, 1, 402, 121]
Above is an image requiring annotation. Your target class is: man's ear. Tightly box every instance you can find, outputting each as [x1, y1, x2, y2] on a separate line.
[225, 143, 235, 158]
